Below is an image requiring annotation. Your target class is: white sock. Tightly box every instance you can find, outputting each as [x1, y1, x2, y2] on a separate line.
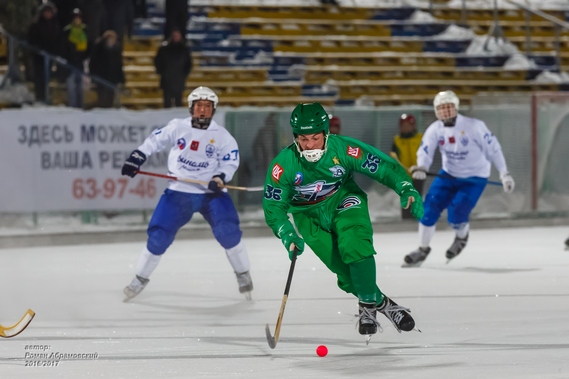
[135, 247, 162, 279]
[225, 240, 250, 274]
[455, 223, 470, 239]
[419, 223, 436, 248]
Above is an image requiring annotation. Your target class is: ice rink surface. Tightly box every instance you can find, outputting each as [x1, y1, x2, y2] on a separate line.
[1, 225, 568, 378]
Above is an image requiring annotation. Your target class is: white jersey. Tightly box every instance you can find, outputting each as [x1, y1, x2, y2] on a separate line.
[417, 114, 508, 179]
[137, 117, 239, 194]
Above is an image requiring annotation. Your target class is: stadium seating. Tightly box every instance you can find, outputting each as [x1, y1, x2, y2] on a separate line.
[89, 4, 569, 107]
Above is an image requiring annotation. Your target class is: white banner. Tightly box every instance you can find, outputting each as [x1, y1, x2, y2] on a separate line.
[0, 107, 226, 212]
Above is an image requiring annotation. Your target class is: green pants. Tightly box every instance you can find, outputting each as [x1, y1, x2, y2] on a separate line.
[292, 191, 385, 305]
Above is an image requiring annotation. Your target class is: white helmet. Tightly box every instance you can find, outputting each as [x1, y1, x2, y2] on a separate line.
[187, 86, 218, 129]
[433, 90, 459, 124]
[187, 86, 218, 109]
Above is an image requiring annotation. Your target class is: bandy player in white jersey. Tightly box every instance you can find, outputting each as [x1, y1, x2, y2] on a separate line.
[121, 86, 253, 300]
[403, 90, 515, 267]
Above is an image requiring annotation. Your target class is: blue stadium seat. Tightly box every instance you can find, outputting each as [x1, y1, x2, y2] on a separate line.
[370, 7, 415, 21]
[455, 56, 509, 67]
[390, 23, 449, 37]
[423, 40, 471, 53]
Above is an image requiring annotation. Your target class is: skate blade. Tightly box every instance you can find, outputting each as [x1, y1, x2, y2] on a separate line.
[244, 292, 252, 301]
[365, 335, 372, 345]
[401, 261, 424, 268]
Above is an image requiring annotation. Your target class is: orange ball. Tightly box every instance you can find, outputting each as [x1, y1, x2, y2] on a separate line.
[316, 345, 328, 357]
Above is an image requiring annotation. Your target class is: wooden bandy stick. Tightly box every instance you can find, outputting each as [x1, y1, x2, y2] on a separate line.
[0, 309, 35, 338]
[136, 170, 264, 192]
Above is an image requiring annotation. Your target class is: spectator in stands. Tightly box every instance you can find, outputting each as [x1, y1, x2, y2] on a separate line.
[154, 28, 192, 108]
[27, 2, 61, 103]
[329, 115, 341, 134]
[102, 0, 134, 46]
[133, 0, 147, 19]
[58, 8, 91, 108]
[78, 0, 107, 43]
[52, 0, 79, 30]
[164, 0, 189, 40]
[390, 113, 424, 220]
[89, 30, 124, 108]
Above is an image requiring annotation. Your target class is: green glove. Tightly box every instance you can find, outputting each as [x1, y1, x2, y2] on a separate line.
[399, 182, 424, 220]
[277, 223, 305, 260]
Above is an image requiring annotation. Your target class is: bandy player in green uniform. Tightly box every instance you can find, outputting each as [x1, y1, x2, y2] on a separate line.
[263, 103, 424, 338]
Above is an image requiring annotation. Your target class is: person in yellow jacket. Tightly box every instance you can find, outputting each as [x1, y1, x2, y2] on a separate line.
[391, 114, 424, 219]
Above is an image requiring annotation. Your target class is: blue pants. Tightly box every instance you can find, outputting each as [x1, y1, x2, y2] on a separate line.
[421, 170, 487, 228]
[146, 189, 243, 255]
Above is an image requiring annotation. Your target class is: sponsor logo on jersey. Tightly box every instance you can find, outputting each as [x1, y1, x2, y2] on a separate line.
[347, 146, 361, 158]
[294, 172, 303, 185]
[438, 136, 445, 146]
[190, 140, 199, 150]
[293, 180, 341, 203]
[460, 131, 469, 146]
[449, 136, 456, 144]
[205, 144, 215, 158]
[272, 164, 284, 181]
[329, 165, 346, 177]
[336, 196, 362, 211]
[177, 156, 209, 169]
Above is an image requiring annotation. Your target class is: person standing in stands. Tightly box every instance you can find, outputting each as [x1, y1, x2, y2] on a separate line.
[58, 8, 91, 108]
[329, 115, 341, 135]
[89, 30, 124, 108]
[390, 114, 424, 220]
[164, 0, 189, 41]
[154, 28, 192, 108]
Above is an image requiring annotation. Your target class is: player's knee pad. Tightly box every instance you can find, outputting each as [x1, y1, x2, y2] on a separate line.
[146, 228, 176, 255]
[421, 198, 444, 227]
[337, 226, 375, 264]
[212, 221, 242, 249]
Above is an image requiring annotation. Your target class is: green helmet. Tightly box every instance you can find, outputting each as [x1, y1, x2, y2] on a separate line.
[290, 102, 329, 136]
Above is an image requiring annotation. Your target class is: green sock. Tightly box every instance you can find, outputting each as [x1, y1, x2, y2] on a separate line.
[349, 257, 378, 304]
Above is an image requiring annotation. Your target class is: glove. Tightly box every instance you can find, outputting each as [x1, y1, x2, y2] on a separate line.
[500, 173, 515, 194]
[277, 223, 305, 260]
[208, 174, 226, 195]
[399, 181, 425, 220]
[121, 149, 146, 178]
[410, 165, 427, 180]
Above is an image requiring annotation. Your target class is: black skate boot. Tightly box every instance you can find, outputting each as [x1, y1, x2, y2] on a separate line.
[377, 296, 416, 333]
[236, 271, 253, 300]
[446, 234, 468, 262]
[357, 302, 381, 336]
[565, 237, 569, 250]
[402, 246, 431, 267]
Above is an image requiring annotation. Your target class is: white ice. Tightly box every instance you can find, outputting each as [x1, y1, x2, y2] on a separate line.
[1, 226, 568, 378]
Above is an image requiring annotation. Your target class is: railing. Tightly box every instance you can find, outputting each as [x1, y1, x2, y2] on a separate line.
[507, 0, 569, 71]
[0, 25, 123, 107]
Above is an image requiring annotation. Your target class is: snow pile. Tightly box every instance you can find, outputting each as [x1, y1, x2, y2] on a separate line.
[465, 35, 519, 55]
[503, 53, 538, 69]
[407, 9, 438, 23]
[534, 70, 569, 83]
[433, 24, 476, 40]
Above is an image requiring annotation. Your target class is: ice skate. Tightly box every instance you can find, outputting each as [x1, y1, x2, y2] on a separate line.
[565, 237, 569, 250]
[236, 271, 253, 300]
[357, 302, 381, 344]
[446, 234, 468, 263]
[402, 246, 431, 267]
[377, 296, 417, 333]
[123, 275, 149, 302]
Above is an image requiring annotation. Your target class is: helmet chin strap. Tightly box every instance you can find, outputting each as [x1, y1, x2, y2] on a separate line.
[442, 117, 457, 127]
[294, 135, 328, 162]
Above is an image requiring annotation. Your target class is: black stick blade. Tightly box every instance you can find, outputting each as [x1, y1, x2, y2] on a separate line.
[265, 323, 276, 349]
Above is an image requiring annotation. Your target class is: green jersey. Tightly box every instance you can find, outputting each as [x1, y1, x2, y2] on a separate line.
[263, 134, 412, 237]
